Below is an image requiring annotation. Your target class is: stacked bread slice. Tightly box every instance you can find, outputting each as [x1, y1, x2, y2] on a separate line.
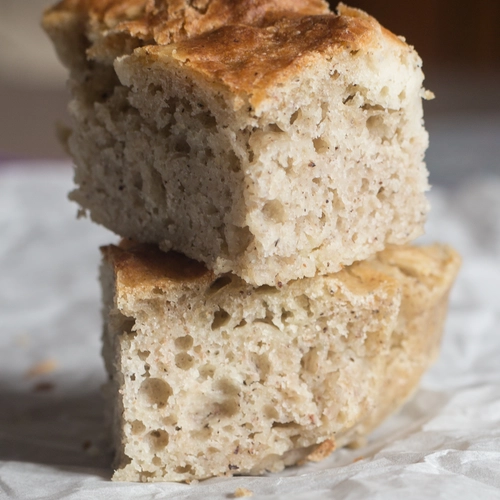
[44, 0, 460, 482]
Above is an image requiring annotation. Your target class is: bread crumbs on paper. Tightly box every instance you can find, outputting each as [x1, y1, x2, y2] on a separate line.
[234, 487, 253, 498]
[26, 359, 57, 378]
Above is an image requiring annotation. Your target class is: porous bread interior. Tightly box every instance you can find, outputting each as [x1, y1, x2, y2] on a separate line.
[101, 244, 460, 482]
[69, 22, 429, 285]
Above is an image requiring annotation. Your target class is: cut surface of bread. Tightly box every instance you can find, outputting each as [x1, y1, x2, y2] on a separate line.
[45, 2, 431, 285]
[101, 241, 460, 482]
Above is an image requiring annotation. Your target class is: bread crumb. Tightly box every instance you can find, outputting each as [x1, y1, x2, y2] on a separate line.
[423, 89, 435, 100]
[33, 382, 54, 392]
[306, 438, 336, 462]
[26, 359, 57, 378]
[234, 487, 253, 498]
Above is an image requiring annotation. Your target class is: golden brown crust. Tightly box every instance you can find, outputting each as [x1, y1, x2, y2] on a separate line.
[102, 242, 460, 307]
[44, 1, 411, 110]
[115, 5, 411, 111]
[161, 13, 376, 103]
[44, 0, 330, 47]
[101, 241, 211, 289]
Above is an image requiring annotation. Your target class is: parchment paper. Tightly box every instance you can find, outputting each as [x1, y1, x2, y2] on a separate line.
[1, 163, 499, 499]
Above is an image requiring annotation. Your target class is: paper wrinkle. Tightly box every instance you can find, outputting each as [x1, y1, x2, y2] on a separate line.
[1, 164, 499, 499]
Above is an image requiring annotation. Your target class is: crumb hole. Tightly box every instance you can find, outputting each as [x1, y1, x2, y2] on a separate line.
[179, 98, 192, 114]
[175, 138, 191, 154]
[228, 151, 241, 173]
[216, 378, 240, 396]
[216, 398, 239, 417]
[290, 109, 301, 125]
[191, 426, 212, 440]
[199, 363, 216, 379]
[207, 275, 232, 295]
[148, 429, 169, 451]
[121, 316, 136, 335]
[255, 285, 279, 295]
[147, 83, 162, 96]
[366, 115, 384, 134]
[343, 94, 355, 105]
[301, 347, 319, 374]
[132, 172, 143, 190]
[264, 405, 279, 420]
[138, 350, 149, 361]
[211, 308, 231, 330]
[175, 335, 194, 350]
[198, 111, 217, 129]
[227, 225, 253, 256]
[139, 378, 172, 408]
[152, 456, 162, 466]
[130, 420, 146, 435]
[175, 464, 193, 474]
[281, 309, 293, 323]
[235, 318, 247, 329]
[175, 352, 194, 370]
[262, 199, 286, 224]
[272, 421, 300, 430]
[321, 102, 329, 121]
[252, 352, 271, 382]
[313, 137, 329, 154]
[162, 414, 178, 426]
[296, 294, 313, 317]
[362, 103, 384, 112]
[268, 123, 285, 133]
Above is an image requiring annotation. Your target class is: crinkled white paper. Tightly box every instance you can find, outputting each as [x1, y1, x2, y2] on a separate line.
[1, 163, 500, 499]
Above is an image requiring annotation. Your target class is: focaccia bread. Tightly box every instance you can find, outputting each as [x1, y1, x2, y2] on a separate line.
[44, 2, 432, 285]
[101, 241, 460, 482]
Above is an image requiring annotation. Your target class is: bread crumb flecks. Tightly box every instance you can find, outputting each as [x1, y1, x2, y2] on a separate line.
[26, 359, 57, 378]
[234, 487, 253, 498]
[306, 438, 336, 462]
[33, 382, 55, 392]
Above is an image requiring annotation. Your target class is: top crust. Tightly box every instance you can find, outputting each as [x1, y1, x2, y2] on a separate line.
[44, 0, 415, 112]
[160, 12, 396, 110]
[103, 241, 460, 303]
[43, 0, 330, 65]
[101, 240, 211, 289]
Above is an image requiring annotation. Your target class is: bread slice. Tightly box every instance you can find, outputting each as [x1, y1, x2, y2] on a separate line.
[44, 2, 431, 285]
[100, 241, 460, 482]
